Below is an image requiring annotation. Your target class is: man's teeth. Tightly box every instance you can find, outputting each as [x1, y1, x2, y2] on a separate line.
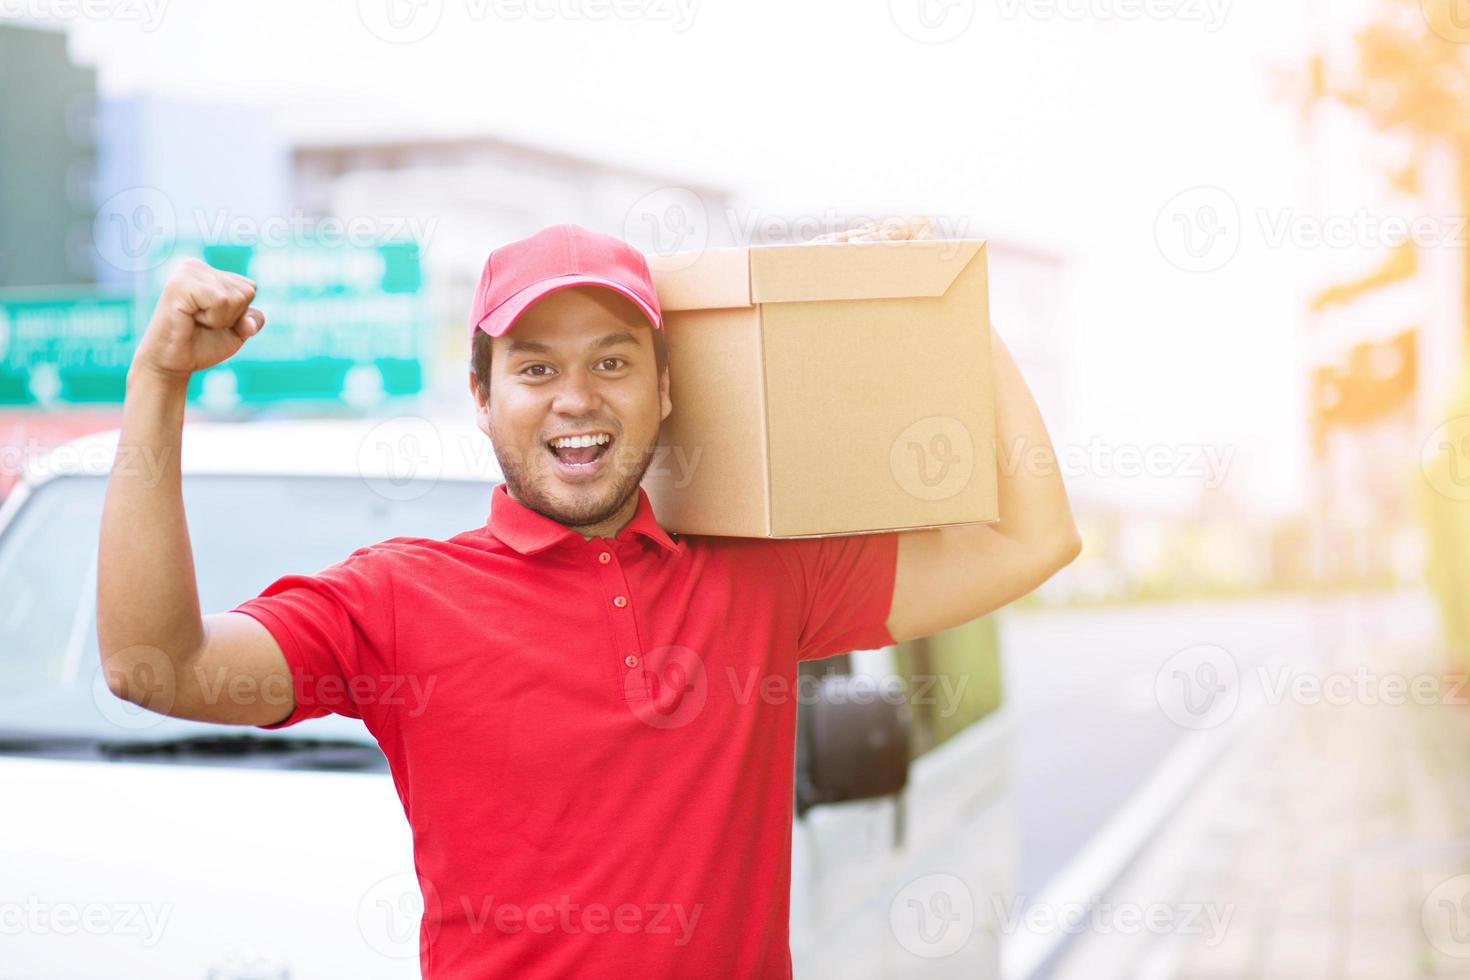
[549, 433, 611, 449]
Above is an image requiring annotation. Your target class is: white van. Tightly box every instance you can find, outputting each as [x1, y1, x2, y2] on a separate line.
[0, 418, 1008, 978]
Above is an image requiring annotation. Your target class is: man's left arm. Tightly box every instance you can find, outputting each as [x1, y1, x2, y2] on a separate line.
[886, 324, 1082, 643]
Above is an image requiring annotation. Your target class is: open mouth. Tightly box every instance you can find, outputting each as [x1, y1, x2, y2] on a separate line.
[545, 431, 614, 472]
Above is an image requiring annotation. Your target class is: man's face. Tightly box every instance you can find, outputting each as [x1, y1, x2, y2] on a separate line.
[471, 286, 672, 529]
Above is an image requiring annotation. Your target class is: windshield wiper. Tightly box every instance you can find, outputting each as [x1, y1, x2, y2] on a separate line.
[0, 733, 101, 753]
[0, 732, 386, 770]
[99, 733, 387, 769]
[98, 733, 375, 755]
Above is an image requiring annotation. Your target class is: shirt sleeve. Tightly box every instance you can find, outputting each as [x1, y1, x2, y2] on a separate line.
[229, 542, 398, 730]
[766, 531, 901, 662]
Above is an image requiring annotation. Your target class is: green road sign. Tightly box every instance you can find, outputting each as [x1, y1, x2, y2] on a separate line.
[0, 292, 140, 404]
[160, 240, 426, 409]
[0, 240, 427, 408]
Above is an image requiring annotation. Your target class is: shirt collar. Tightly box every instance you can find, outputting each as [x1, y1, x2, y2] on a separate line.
[487, 482, 682, 557]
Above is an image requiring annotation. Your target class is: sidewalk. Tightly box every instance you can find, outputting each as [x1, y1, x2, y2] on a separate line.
[1048, 625, 1470, 979]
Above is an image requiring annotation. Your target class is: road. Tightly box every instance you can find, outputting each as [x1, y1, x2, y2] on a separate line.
[996, 589, 1438, 904]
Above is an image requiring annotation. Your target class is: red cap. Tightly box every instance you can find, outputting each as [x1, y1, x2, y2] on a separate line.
[467, 224, 663, 342]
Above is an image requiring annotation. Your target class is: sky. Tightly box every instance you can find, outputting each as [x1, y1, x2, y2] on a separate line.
[13, 0, 1413, 515]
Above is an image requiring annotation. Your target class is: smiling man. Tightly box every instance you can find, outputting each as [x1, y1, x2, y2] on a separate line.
[97, 223, 1081, 978]
[468, 229, 673, 536]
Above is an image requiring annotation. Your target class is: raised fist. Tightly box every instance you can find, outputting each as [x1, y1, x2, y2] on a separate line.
[131, 259, 266, 383]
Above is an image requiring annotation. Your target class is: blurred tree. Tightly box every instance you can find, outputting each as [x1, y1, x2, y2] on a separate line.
[1296, 2, 1470, 662]
[1415, 377, 1470, 671]
[1325, 0, 1470, 338]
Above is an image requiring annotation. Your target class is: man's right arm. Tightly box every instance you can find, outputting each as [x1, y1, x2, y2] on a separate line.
[95, 259, 294, 727]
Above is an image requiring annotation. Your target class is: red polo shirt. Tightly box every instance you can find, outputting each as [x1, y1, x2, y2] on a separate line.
[232, 483, 900, 978]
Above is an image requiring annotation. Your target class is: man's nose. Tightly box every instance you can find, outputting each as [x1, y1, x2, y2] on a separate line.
[551, 368, 602, 416]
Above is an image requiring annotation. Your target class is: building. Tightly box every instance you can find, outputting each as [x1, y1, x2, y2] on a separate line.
[1291, 12, 1464, 587]
[293, 135, 737, 411]
[0, 23, 96, 288]
[91, 94, 295, 289]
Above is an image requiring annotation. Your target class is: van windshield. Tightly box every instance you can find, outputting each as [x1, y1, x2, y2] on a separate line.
[0, 474, 493, 752]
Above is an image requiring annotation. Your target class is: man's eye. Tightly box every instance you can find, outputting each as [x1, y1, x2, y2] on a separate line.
[597, 357, 626, 371]
[522, 364, 552, 377]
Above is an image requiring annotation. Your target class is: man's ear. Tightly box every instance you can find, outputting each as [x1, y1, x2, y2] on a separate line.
[469, 370, 491, 436]
[658, 363, 672, 423]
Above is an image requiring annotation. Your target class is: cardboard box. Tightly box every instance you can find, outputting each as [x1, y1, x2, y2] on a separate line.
[641, 238, 998, 538]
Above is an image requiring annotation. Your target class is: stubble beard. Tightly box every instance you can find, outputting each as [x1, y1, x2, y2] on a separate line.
[494, 438, 657, 529]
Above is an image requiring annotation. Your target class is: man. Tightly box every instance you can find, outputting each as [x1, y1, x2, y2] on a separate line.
[97, 222, 1080, 977]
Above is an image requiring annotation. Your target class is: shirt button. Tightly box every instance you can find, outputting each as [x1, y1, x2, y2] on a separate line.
[598, 552, 611, 564]
[625, 655, 639, 668]
[613, 595, 628, 608]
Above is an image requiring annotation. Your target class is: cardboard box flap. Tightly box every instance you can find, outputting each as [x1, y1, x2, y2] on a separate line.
[748, 239, 985, 305]
[647, 247, 752, 312]
[648, 239, 987, 312]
